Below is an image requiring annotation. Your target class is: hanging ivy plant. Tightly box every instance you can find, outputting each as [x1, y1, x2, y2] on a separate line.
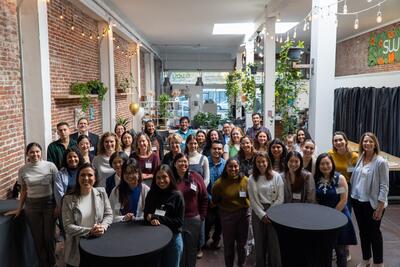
[275, 40, 304, 136]
[242, 65, 257, 112]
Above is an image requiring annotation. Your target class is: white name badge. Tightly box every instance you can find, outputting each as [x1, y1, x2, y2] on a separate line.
[347, 167, 355, 173]
[154, 209, 166, 216]
[239, 191, 247, 198]
[190, 183, 197, 192]
[152, 146, 157, 151]
[145, 162, 152, 169]
[335, 187, 346, 194]
[293, 193, 301, 200]
[89, 146, 95, 152]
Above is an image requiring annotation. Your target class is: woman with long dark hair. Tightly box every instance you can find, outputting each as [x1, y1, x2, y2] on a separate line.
[62, 163, 113, 267]
[237, 136, 256, 177]
[121, 131, 135, 157]
[294, 128, 311, 152]
[212, 158, 250, 267]
[202, 129, 223, 157]
[144, 165, 185, 267]
[314, 153, 357, 267]
[173, 153, 208, 267]
[109, 159, 150, 222]
[144, 120, 165, 161]
[268, 139, 287, 173]
[301, 139, 316, 175]
[105, 151, 129, 196]
[6, 143, 58, 267]
[282, 151, 315, 203]
[248, 152, 283, 267]
[77, 134, 94, 163]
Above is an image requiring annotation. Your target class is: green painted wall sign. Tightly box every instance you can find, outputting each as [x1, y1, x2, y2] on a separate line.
[368, 26, 400, 66]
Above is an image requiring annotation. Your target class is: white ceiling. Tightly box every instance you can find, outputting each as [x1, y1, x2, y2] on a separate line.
[104, 0, 400, 59]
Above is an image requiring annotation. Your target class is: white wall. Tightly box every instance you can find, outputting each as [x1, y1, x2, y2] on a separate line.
[335, 71, 400, 88]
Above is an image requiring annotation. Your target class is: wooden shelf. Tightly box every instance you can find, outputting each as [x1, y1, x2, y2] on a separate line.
[116, 92, 134, 96]
[53, 95, 98, 100]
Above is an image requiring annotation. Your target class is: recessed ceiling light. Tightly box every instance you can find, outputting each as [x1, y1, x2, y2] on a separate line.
[213, 23, 254, 35]
[276, 22, 299, 34]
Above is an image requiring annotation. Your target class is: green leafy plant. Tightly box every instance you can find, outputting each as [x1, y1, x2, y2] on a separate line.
[225, 70, 244, 118]
[116, 116, 129, 127]
[242, 65, 257, 111]
[158, 93, 171, 125]
[275, 40, 304, 136]
[87, 80, 108, 101]
[70, 82, 91, 112]
[193, 112, 221, 129]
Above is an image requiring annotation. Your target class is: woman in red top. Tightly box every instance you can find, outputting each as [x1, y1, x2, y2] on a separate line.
[130, 133, 160, 187]
[173, 153, 208, 267]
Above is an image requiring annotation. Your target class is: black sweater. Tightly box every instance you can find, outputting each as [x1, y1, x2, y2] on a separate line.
[144, 189, 184, 234]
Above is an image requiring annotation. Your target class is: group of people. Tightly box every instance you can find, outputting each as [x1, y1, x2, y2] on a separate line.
[5, 113, 389, 267]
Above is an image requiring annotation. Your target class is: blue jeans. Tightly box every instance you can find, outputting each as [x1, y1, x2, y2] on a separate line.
[163, 233, 183, 267]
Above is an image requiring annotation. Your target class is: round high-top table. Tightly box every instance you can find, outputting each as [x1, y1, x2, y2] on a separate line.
[80, 221, 172, 266]
[267, 203, 347, 267]
[0, 199, 38, 267]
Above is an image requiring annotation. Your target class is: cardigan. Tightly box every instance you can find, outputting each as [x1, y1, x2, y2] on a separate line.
[282, 170, 316, 203]
[351, 153, 389, 209]
[62, 187, 113, 266]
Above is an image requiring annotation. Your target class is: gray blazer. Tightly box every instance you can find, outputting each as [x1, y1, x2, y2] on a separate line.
[351, 153, 389, 209]
[282, 170, 316, 204]
[62, 187, 113, 266]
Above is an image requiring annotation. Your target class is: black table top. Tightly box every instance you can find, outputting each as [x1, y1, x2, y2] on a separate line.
[80, 221, 172, 259]
[267, 203, 347, 231]
[0, 199, 18, 214]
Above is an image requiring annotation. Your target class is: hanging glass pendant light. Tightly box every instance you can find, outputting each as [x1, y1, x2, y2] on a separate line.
[195, 45, 204, 86]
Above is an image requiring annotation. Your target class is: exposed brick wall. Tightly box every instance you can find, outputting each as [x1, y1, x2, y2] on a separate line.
[0, 0, 26, 199]
[336, 22, 400, 76]
[48, 0, 102, 136]
[113, 33, 133, 129]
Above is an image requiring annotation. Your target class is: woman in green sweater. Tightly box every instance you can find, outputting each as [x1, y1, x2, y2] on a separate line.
[211, 158, 250, 267]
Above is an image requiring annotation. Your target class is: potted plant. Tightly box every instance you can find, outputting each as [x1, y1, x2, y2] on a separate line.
[275, 40, 304, 136]
[87, 80, 108, 101]
[158, 93, 171, 127]
[116, 116, 129, 128]
[70, 82, 91, 112]
[225, 70, 244, 119]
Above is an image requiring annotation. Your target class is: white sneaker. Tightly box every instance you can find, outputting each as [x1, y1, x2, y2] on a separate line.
[357, 259, 371, 267]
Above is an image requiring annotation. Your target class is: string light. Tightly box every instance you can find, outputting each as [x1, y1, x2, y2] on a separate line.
[293, 28, 297, 39]
[89, 33, 93, 39]
[354, 14, 359, 30]
[276, 13, 281, 22]
[286, 33, 290, 42]
[70, 24, 74, 30]
[343, 0, 348, 14]
[97, 34, 100, 40]
[279, 35, 283, 43]
[376, 5, 382, 23]
[303, 20, 307, 31]
[81, 30, 85, 37]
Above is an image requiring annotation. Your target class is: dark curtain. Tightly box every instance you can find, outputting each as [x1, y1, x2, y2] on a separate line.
[334, 86, 400, 196]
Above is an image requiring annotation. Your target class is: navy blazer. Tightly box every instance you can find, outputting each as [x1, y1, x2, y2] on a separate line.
[70, 132, 99, 157]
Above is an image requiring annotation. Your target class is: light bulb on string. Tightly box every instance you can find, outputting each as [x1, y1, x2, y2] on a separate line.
[117, 45, 120, 49]
[303, 20, 307, 31]
[270, 36, 274, 40]
[97, 34, 100, 40]
[276, 13, 281, 22]
[59, 8, 64, 20]
[279, 35, 283, 43]
[354, 15, 359, 30]
[81, 29, 85, 37]
[307, 22, 310, 30]
[70, 24, 75, 30]
[293, 28, 297, 39]
[89, 33, 93, 40]
[343, 0, 348, 14]
[258, 53, 263, 58]
[376, 5, 382, 23]
[286, 33, 290, 42]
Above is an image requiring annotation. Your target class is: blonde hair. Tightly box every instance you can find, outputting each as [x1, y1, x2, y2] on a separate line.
[168, 133, 183, 145]
[229, 127, 244, 145]
[134, 133, 152, 155]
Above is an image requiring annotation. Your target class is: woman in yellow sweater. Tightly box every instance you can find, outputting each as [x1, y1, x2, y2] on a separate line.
[211, 158, 250, 267]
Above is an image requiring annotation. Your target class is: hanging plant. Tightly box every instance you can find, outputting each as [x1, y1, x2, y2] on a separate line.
[86, 80, 108, 101]
[70, 82, 91, 112]
[242, 64, 257, 112]
[275, 40, 304, 136]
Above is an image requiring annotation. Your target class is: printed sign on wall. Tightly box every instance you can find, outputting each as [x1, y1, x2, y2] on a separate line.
[368, 27, 400, 66]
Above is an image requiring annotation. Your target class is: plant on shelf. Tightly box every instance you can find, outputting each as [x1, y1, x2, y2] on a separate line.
[193, 112, 221, 129]
[275, 40, 305, 136]
[70, 82, 91, 112]
[116, 72, 136, 93]
[116, 116, 129, 128]
[158, 93, 171, 126]
[87, 80, 108, 101]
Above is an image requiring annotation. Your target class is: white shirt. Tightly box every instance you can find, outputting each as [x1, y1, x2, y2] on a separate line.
[248, 172, 284, 220]
[78, 190, 95, 227]
[351, 163, 371, 202]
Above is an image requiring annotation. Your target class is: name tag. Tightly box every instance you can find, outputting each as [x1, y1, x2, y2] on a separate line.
[335, 187, 346, 194]
[239, 191, 247, 198]
[293, 193, 301, 200]
[145, 162, 152, 169]
[89, 146, 95, 152]
[154, 209, 166, 216]
[152, 146, 157, 151]
[190, 183, 197, 192]
[347, 167, 354, 173]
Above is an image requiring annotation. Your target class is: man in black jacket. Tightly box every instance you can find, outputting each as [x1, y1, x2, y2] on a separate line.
[70, 117, 99, 156]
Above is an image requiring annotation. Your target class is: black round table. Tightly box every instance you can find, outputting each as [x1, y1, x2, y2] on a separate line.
[80, 221, 172, 266]
[0, 199, 18, 213]
[267, 203, 347, 267]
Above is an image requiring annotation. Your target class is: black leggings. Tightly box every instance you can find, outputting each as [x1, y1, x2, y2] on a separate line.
[352, 198, 384, 264]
